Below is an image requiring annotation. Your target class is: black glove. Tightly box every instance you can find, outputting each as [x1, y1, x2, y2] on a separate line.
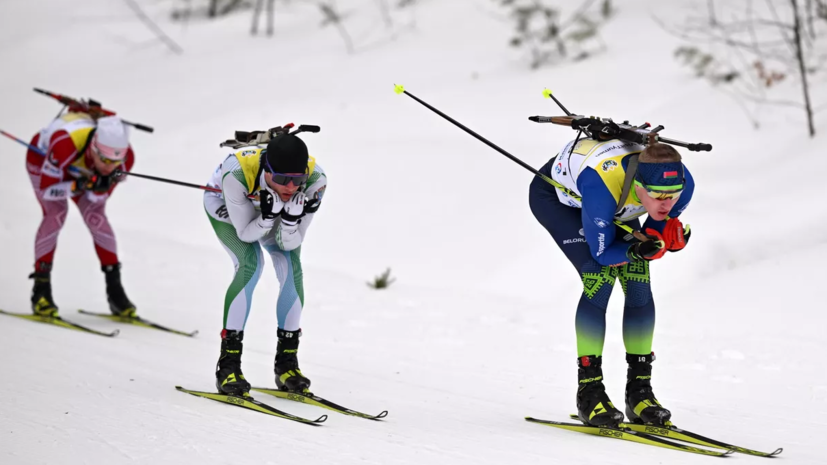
[626, 230, 667, 261]
[304, 197, 321, 214]
[111, 168, 127, 183]
[260, 189, 279, 220]
[73, 173, 116, 194]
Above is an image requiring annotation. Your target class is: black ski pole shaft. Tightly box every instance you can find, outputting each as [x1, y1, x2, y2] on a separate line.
[0, 127, 228, 196]
[121, 172, 222, 194]
[122, 172, 260, 199]
[542, 89, 573, 116]
[396, 86, 653, 243]
[395, 85, 548, 180]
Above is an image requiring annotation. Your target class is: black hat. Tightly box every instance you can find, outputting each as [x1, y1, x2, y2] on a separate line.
[264, 133, 309, 174]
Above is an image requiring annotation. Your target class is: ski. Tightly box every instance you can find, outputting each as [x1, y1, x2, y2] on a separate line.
[526, 417, 732, 457]
[0, 309, 119, 337]
[252, 387, 388, 420]
[78, 309, 198, 337]
[567, 414, 781, 456]
[175, 386, 327, 426]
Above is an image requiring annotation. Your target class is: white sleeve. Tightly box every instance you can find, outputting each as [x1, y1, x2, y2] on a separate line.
[222, 173, 275, 243]
[274, 172, 327, 251]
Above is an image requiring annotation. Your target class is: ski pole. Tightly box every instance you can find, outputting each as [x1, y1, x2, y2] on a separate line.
[393, 85, 645, 241]
[542, 88, 573, 116]
[1, 127, 241, 197]
[121, 171, 223, 195]
[0, 128, 39, 152]
[393, 84, 551, 183]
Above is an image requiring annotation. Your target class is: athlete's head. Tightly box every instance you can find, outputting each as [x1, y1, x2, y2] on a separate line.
[262, 133, 309, 201]
[89, 116, 129, 176]
[635, 143, 684, 222]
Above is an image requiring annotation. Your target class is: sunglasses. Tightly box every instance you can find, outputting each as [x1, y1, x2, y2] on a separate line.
[91, 146, 124, 166]
[634, 180, 683, 200]
[270, 173, 308, 186]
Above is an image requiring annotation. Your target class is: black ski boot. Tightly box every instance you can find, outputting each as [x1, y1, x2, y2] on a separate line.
[576, 355, 624, 427]
[625, 352, 672, 425]
[215, 329, 252, 396]
[29, 262, 58, 317]
[274, 329, 311, 393]
[102, 263, 136, 317]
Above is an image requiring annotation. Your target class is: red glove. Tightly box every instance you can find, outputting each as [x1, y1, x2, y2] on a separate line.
[627, 229, 667, 261]
[662, 217, 691, 252]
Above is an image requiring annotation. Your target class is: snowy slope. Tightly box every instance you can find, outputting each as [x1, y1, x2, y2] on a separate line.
[1, 0, 825, 464]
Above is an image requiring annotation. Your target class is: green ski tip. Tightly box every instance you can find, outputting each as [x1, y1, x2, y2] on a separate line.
[394, 84, 405, 95]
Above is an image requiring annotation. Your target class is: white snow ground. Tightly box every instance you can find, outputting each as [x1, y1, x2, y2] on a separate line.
[1, 0, 825, 464]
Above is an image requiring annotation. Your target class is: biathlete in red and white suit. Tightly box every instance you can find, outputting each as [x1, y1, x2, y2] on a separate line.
[25, 113, 137, 317]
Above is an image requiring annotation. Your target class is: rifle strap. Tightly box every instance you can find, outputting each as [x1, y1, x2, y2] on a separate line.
[615, 154, 639, 215]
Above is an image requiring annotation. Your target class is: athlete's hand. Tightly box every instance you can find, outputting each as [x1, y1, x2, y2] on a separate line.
[260, 187, 283, 220]
[304, 197, 321, 214]
[281, 191, 306, 225]
[627, 229, 667, 261]
[73, 173, 116, 194]
[111, 168, 127, 183]
[662, 217, 691, 252]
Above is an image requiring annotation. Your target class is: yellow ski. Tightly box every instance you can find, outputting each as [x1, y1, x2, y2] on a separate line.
[623, 422, 782, 457]
[78, 310, 198, 337]
[175, 386, 326, 425]
[526, 417, 732, 457]
[0, 309, 119, 337]
[252, 387, 388, 420]
[568, 414, 782, 456]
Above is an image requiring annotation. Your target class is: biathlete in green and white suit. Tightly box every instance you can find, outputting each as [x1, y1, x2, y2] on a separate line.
[203, 130, 327, 396]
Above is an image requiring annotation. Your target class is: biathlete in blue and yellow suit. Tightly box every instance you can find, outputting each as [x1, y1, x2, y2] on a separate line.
[529, 137, 694, 427]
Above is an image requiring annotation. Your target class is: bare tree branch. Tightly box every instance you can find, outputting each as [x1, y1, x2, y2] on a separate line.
[124, 0, 183, 54]
[790, 0, 817, 136]
[708, 0, 718, 26]
[319, 1, 354, 54]
[658, 0, 824, 135]
[376, 0, 393, 28]
[807, 0, 817, 39]
[251, 0, 275, 36]
[766, 0, 799, 55]
[559, 0, 598, 33]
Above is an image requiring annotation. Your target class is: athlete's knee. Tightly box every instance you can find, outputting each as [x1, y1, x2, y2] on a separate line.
[244, 247, 263, 268]
[580, 261, 618, 308]
[41, 200, 69, 224]
[82, 210, 110, 232]
[237, 245, 264, 281]
[255, 247, 265, 273]
[623, 280, 652, 308]
[618, 261, 652, 307]
[290, 252, 303, 279]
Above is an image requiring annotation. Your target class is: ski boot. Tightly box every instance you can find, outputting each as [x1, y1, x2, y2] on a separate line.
[576, 355, 624, 427]
[215, 329, 252, 396]
[625, 352, 672, 425]
[103, 263, 136, 317]
[274, 329, 311, 393]
[29, 262, 58, 317]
